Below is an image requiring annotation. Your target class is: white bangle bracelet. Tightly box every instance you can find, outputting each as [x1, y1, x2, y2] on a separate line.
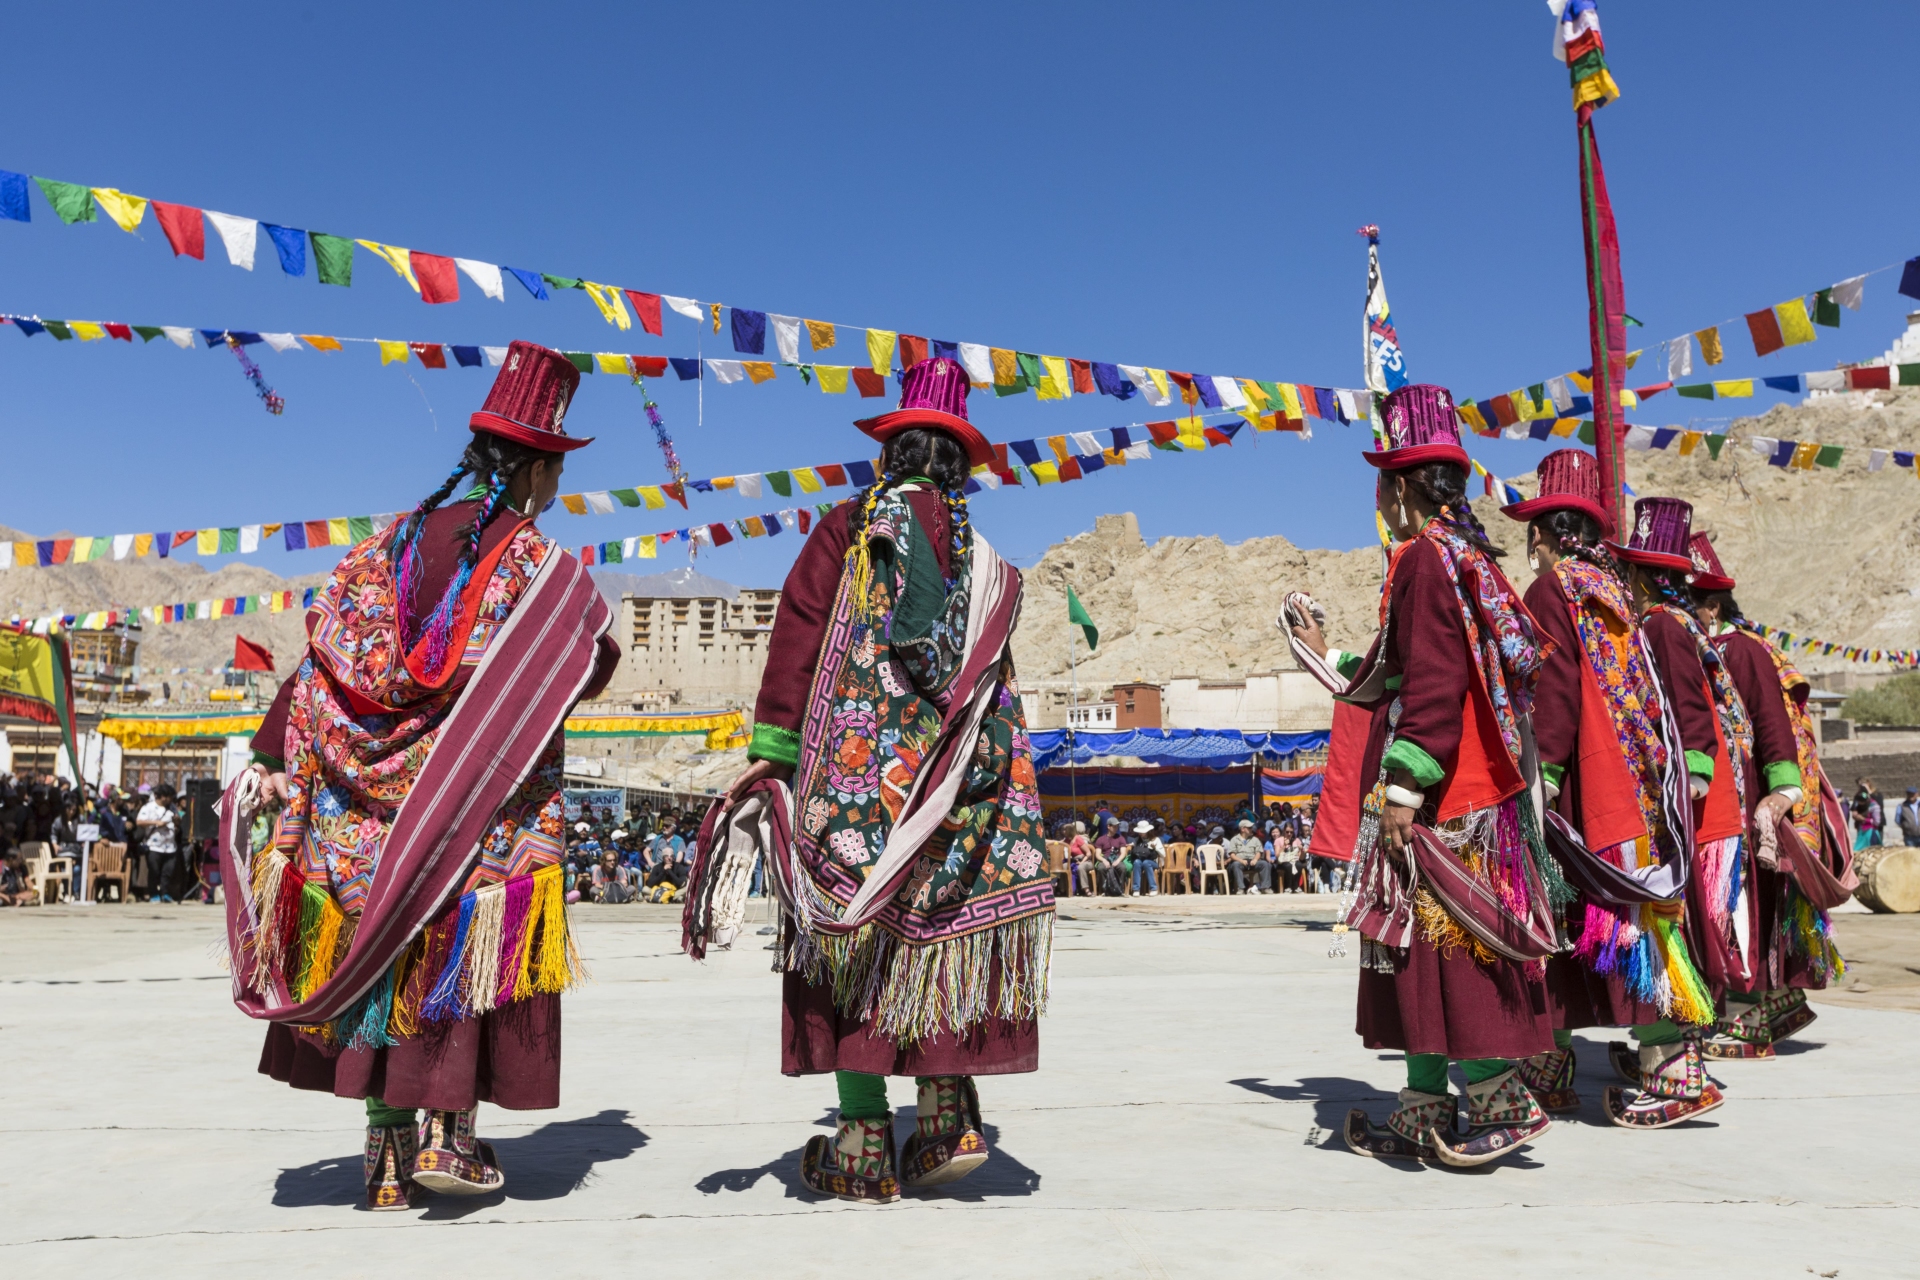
[1384, 784, 1425, 810]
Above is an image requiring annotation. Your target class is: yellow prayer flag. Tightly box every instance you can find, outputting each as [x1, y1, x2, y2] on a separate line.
[263, 523, 282, 538]
[866, 329, 897, 373]
[301, 335, 343, 352]
[1176, 420, 1207, 451]
[356, 241, 420, 292]
[1620, 389, 1638, 408]
[72, 537, 93, 560]
[1277, 383, 1304, 419]
[595, 353, 631, 375]
[1237, 408, 1266, 432]
[1103, 448, 1128, 466]
[1551, 417, 1581, 438]
[744, 517, 768, 538]
[196, 528, 218, 555]
[560, 494, 588, 515]
[133, 533, 153, 558]
[1145, 369, 1172, 403]
[1775, 298, 1816, 347]
[582, 282, 632, 330]
[1625, 349, 1641, 370]
[709, 303, 722, 333]
[794, 467, 823, 494]
[378, 341, 409, 365]
[1568, 369, 1593, 393]
[12, 543, 32, 566]
[269, 593, 285, 613]
[805, 319, 836, 351]
[1240, 380, 1270, 409]
[815, 365, 849, 394]
[328, 518, 351, 546]
[1790, 442, 1820, 471]
[742, 361, 776, 383]
[70, 322, 106, 341]
[1696, 326, 1724, 366]
[990, 348, 1021, 386]
[1038, 355, 1071, 400]
[1047, 437, 1072, 465]
[639, 487, 666, 510]
[1678, 431, 1703, 457]
[90, 188, 148, 232]
[712, 476, 736, 490]
[1712, 379, 1753, 398]
[1030, 461, 1060, 484]
[637, 535, 658, 559]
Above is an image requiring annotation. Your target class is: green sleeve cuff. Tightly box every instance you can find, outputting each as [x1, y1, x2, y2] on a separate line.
[1334, 651, 1362, 679]
[1541, 762, 1566, 789]
[1764, 760, 1805, 793]
[747, 722, 800, 768]
[1382, 739, 1445, 788]
[250, 749, 284, 772]
[1684, 750, 1715, 781]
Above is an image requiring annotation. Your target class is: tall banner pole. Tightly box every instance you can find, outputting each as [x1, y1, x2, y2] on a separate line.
[1553, 0, 1628, 532]
[1359, 224, 1407, 572]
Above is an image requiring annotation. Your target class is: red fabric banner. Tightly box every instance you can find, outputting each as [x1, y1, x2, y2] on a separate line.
[1745, 307, 1785, 357]
[410, 251, 460, 304]
[898, 335, 928, 368]
[152, 201, 204, 259]
[850, 367, 888, 397]
[233, 635, 275, 672]
[625, 290, 663, 336]
[409, 343, 448, 369]
[1577, 113, 1629, 533]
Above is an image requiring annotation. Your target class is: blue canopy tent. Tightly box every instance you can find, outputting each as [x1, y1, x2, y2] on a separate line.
[1032, 729, 1331, 832]
[1027, 727, 1329, 771]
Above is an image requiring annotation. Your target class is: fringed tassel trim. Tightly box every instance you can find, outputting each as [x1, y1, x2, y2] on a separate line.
[1650, 914, 1715, 1025]
[1412, 888, 1498, 966]
[1783, 888, 1846, 985]
[402, 863, 585, 1029]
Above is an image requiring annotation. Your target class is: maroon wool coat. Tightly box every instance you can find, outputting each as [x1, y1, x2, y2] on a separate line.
[255, 498, 617, 1112]
[1351, 538, 1554, 1062]
[758, 490, 1039, 1076]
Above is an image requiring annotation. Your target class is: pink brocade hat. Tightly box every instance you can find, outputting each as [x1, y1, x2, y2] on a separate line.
[1688, 532, 1736, 592]
[1607, 496, 1696, 571]
[469, 340, 593, 453]
[1500, 447, 1615, 535]
[855, 357, 995, 469]
[1362, 383, 1470, 470]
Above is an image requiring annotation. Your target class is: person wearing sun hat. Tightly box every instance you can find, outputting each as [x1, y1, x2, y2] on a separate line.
[233, 340, 620, 1211]
[1500, 458, 1724, 1129]
[1686, 532, 1846, 1058]
[1289, 383, 1556, 1168]
[723, 356, 1052, 1203]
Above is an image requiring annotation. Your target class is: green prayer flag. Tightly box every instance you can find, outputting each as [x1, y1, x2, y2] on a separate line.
[131, 325, 165, 342]
[33, 177, 95, 224]
[218, 527, 239, 554]
[1675, 383, 1715, 400]
[88, 539, 109, 561]
[993, 378, 1028, 397]
[542, 274, 583, 291]
[1705, 434, 1727, 460]
[348, 515, 374, 543]
[1623, 313, 1643, 327]
[1067, 585, 1098, 651]
[1813, 288, 1841, 328]
[611, 488, 641, 508]
[1899, 364, 1920, 387]
[1014, 352, 1045, 389]
[767, 471, 793, 498]
[603, 541, 623, 563]
[311, 233, 355, 286]
[1577, 421, 1596, 445]
[43, 321, 73, 341]
[1815, 445, 1844, 469]
[563, 352, 592, 373]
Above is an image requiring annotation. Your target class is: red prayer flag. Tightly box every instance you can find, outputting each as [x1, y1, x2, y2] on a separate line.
[1203, 428, 1233, 448]
[171, 531, 197, 548]
[708, 523, 734, 547]
[850, 367, 888, 397]
[991, 444, 1011, 471]
[51, 539, 73, 564]
[232, 635, 275, 672]
[1849, 367, 1892, 390]
[151, 201, 204, 260]
[1278, 416, 1306, 433]
[1633, 381, 1673, 399]
[410, 252, 460, 304]
[816, 464, 848, 487]
[797, 508, 812, 533]
[104, 323, 132, 342]
[1145, 421, 1179, 446]
[1070, 358, 1095, 394]
[1744, 307, 1785, 358]
[1490, 394, 1518, 427]
[630, 355, 668, 377]
[995, 468, 1020, 486]
[663, 482, 688, 509]
[581, 544, 595, 565]
[303, 520, 331, 547]
[625, 290, 663, 336]
[410, 343, 448, 369]
[1166, 371, 1198, 405]
[1059, 457, 1083, 481]
[898, 335, 928, 369]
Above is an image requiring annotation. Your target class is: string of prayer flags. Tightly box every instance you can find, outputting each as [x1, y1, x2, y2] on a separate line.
[15, 588, 323, 633]
[1745, 620, 1920, 670]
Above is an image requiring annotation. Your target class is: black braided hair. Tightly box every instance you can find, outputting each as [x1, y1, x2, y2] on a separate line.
[1400, 460, 1505, 558]
[1628, 562, 1695, 613]
[846, 428, 974, 564]
[1695, 587, 1745, 627]
[1533, 508, 1623, 581]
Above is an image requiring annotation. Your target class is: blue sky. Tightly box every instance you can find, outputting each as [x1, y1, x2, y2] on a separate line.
[1, 1, 1915, 595]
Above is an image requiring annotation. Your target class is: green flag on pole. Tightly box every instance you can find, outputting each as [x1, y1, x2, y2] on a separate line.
[1067, 585, 1098, 651]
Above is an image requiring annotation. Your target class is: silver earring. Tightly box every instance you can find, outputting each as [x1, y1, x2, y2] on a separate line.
[524, 495, 538, 516]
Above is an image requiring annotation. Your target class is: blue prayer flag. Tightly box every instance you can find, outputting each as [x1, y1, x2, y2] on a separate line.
[1091, 362, 1136, 399]
[0, 170, 27, 222]
[35, 541, 52, 567]
[1651, 429, 1678, 450]
[962, 477, 982, 495]
[1528, 420, 1553, 440]
[1568, 395, 1593, 415]
[12, 318, 44, 337]
[1193, 377, 1223, 410]
[730, 308, 766, 355]
[1770, 440, 1796, 466]
[1009, 439, 1043, 467]
[763, 512, 782, 537]
[450, 345, 483, 368]
[200, 329, 227, 347]
[506, 267, 550, 301]
[303, 588, 316, 608]
[1895, 452, 1915, 468]
[1111, 427, 1132, 449]
[283, 522, 307, 551]
[1901, 256, 1920, 301]
[690, 479, 715, 493]
[1079, 452, 1107, 474]
[155, 533, 171, 559]
[846, 459, 877, 486]
[1312, 388, 1337, 420]
[1763, 375, 1803, 394]
[932, 339, 958, 362]
[669, 357, 702, 380]
[260, 224, 306, 276]
[227, 331, 263, 345]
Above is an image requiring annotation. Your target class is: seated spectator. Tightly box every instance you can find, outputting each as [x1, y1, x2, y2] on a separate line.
[1093, 824, 1130, 896]
[1128, 820, 1161, 896]
[1196, 826, 1227, 894]
[1224, 819, 1269, 894]
[1065, 821, 1094, 895]
[647, 818, 685, 875]
[591, 850, 636, 904]
[644, 835, 689, 903]
[0, 854, 33, 906]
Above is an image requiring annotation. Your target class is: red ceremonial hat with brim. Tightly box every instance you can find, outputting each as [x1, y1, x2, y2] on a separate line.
[1362, 384, 1470, 471]
[469, 340, 594, 453]
[1688, 532, 1736, 592]
[1607, 496, 1696, 572]
[855, 357, 995, 470]
[1501, 447, 1615, 535]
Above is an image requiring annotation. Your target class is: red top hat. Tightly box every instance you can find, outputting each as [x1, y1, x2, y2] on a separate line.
[1688, 533, 1736, 592]
[1363, 384, 1470, 471]
[1607, 496, 1696, 571]
[855, 358, 995, 470]
[1501, 448, 1615, 535]
[469, 341, 593, 453]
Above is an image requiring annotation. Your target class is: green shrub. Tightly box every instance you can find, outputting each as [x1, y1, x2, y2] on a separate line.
[1842, 672, 1920, 726]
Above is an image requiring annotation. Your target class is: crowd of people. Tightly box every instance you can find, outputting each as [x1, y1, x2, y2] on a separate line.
[562, 800, 734, 905]
[1050, 799, 1336, 896]
[0, 773, 221, 905]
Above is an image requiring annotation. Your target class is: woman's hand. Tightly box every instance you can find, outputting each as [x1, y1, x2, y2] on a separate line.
[727, 757, 795, 804]
[1290, 613, 1329, 659]
[247, 763, 288, 804]
[1380, 802, 1416, 862]
[1754, 791, 1794, 829]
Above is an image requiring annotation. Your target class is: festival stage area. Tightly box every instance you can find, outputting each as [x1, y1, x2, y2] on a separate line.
[1, 903, 1912, 1278]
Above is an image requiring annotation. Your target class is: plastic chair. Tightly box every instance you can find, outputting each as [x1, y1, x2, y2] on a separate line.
[1161, 843, 1194, 894]
[1197, 845, 1230, 895]
[22, 843, 70, 905]
[1044, 840, 1074, 897]
[88, 841, 131, 903]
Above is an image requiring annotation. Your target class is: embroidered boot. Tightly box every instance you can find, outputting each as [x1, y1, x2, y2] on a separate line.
[411, 1108, 506, 1196]
[1765, 987, 1818, 1043]
[1514, 1045, 1581, 1113]
[1607, 1040, 1642, 1085]
[1431, 1069, 1551, 1168]
[1343, 1089, 1452, 1163]
[363, 1122, 423, 1211]
[1603, 1037, 1726, 1129]
[800, 1115, 900, 1205]
[900, 1075, 989, 1189]
[1702, 996, 1775, 1060]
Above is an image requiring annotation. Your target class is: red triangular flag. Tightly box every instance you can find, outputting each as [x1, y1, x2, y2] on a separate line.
[708, 522, 734, 547]
[625, 291, 663, 336]
[152, 201, 204, 260]
[409, 343, 448, 369]
[104, 323, 132, 341]
[411, 251, 460, 304]
[663, 482, 688, 509]
[233, 635, 275, 672]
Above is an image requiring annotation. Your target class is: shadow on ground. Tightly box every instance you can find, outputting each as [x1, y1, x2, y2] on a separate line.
[694, 1116, 1041, 1202]
[273, 1109, 648, 1215]
[1229, 1075, 1554, 1170]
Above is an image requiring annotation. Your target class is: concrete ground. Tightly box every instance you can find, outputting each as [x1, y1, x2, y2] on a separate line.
[1, 894, 1913, 1279]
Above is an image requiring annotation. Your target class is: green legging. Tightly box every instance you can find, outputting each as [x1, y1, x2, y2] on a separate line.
[836, 1070, 952, 1120]
[366, 1097, 418, 1129]
[1405, 1054, 1510, 1095]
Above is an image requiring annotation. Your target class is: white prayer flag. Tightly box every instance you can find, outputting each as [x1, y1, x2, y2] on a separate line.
[1804, 371, 1845, 392]
[664, 295, 704, 323]
[1118, 364, 1169, 407]
[204, 211, 257, 270]
[1212, 376, 1249, 409]
[736, 474, 764, 499]
[971, 468, 1002, 490]
[371, 513, 398, 533]
[769, 314, 801, 364]
[1624, 426, 1656, 450]
[1665, 335, 1692, 381]
[1070, 432, 1103, 457]
[455, 259, 505, 301]
[952, 343, 990, 387]
[260, 333, 301, 352]
[1749, 436, 1777, 457]
[707, 360, 745, 383]
[584, 491, 616, 515]
[112, 534, 133, 560]
[1870, 449, 1890, 472]
[235, 525, 258, 553]
[1831, 275, 1866, 311]
[482, 345, 509, 367]
[1547, 376, 1573, 412]
[1335, 389, 1365, 421]
[158, 326, 194, 349]
[623, 537, 638, 559]
[1123, 442, 1153, 460]
[778, 509, 799, 532]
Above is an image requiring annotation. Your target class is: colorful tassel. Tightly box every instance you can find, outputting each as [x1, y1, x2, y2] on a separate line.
[420, 891, 477, 1023]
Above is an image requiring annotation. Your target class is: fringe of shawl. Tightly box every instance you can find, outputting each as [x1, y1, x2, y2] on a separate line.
[1782, 885, 1846, 985]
